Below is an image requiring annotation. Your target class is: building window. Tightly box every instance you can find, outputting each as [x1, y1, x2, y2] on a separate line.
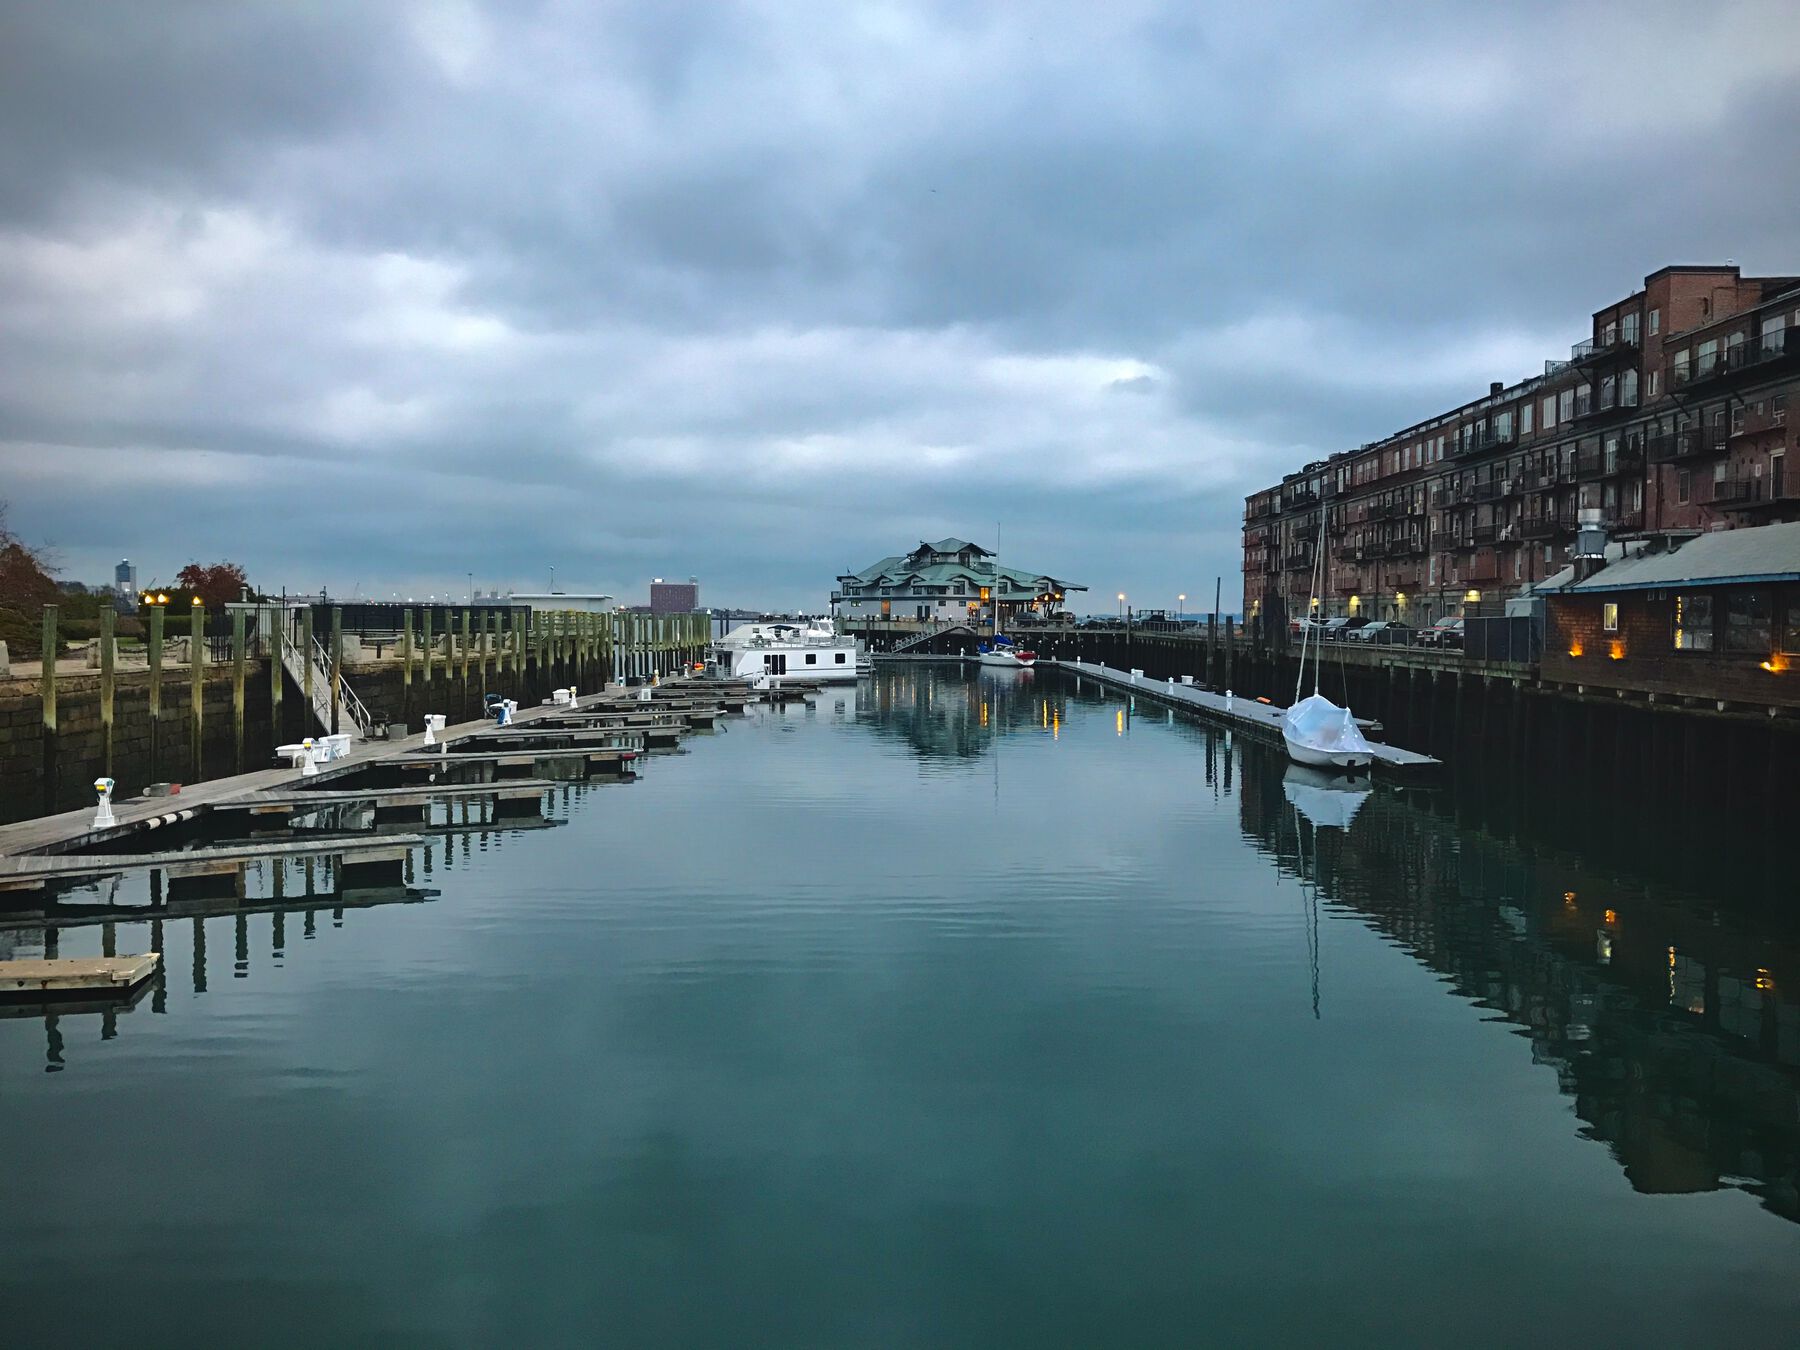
[1780, 594, 1799, 654]
[1649, 307, 1661, 335]
[1723, 591, 1773, 653]
[1602, 602, 1619, 632]
[1775, 394, 1788, 426]
[1677, 470, 1691, 505]
[1674, 593, 1714, 650]
[1732, 405, 1747, 434]
[1648, 369, 1660, 398]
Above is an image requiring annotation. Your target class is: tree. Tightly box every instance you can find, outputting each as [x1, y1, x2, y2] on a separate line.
[176, 561, 252, 609]
[0, 499, 61, 655]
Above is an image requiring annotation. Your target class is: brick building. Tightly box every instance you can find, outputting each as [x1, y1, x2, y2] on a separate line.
[1541, 520, 1800, 709]
[1244, 265, 1800, 630]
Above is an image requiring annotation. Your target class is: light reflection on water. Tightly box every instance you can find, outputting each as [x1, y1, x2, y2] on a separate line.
[2, 665, 1798, 1346]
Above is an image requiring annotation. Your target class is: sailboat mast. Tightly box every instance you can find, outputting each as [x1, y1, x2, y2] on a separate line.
[1311, 505, 1327, 696]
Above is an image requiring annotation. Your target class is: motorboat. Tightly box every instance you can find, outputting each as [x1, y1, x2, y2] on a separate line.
[976, 634, 1036, 668]
[710, 616, 862, 684]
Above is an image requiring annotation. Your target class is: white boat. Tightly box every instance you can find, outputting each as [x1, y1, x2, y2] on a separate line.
[710, 616, 863, 685]
[976, 635, 1036, 668]
[1282, 509, 1373, 772]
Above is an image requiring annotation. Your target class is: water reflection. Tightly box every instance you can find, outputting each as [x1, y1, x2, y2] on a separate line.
[1238, 744, 1800, 1224]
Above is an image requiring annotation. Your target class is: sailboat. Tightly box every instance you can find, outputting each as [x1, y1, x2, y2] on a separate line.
[976, 542, 1036, 668]
[1282, 506, 1373, 771]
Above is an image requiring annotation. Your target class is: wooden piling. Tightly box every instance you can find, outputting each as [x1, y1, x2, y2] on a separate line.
[40, 605, 57, 814]
[190, 601, 205, 779]
[269, 605, 283, 751]
[330, 607, 344, 736]
[148, 605, 164, 781]
[400, 608, 413, 723]
[99, 607, 116, 778]
[231, 606, 247, 773]
[421, 608, 433, 694]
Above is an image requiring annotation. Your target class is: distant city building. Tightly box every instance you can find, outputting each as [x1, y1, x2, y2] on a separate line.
[832, 538, 1085, 622]
[1245, 263, 1800, 631]
[115, 559, 137, 594]
[506, 592, 615, 614]
[649, 577, 700, 614]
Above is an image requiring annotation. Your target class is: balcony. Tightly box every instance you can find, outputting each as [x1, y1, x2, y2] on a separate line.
[1368, 500, 1403, 519]
[1465, 554, 1501, 582]
[1470, 481, 1501, 503]
[1283, 549, 1315, 571]
[1334, 544, 1363, 563]
[1244, 500, 1273, 521]
[1575, 446, 1645, 479]
[1571, 330, 1639, 364]
[1610, 509, 1645, 533]
[1710, 479, 1761, 507]
[1287, 488, 1319, 509]
[1520, 512, 1574, 539]
[1646, 429, 1722, 463]
[1385, 537, 1425, 557]
[1458, 427, 1518, 457]
[1430, 529, 1459, 550]
[1470, 523, 1498, 545]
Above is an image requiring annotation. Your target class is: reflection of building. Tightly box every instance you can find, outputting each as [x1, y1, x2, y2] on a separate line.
[833, 538, 1085, 623]
[650, 578, 700, 614]
[857, 665, 1065, 762]
[1237, 744, 1800, 1224]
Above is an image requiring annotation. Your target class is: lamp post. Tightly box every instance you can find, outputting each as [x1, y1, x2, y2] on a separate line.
[1178, 593, 1186, 624]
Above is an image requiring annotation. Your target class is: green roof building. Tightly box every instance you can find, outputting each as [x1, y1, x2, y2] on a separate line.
[832, 538, 1085, 623]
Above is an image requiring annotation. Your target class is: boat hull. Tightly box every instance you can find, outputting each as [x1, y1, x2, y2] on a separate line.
[1282, 730, 1371, 771]
[976, 651, 1035, 668]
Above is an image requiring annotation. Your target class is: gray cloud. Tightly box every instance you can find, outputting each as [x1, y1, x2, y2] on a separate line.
[3, 0, 1799, 610]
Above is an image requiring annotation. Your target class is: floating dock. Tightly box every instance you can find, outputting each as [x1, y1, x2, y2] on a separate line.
[0, 952, 160, 998]
[0, 678, 796, 897]
[1047, 660, 1441, 777]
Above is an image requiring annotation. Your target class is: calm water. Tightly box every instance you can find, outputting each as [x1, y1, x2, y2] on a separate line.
[3, 667, 1798, 1346]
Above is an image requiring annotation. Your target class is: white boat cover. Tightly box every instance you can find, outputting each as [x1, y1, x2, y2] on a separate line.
[1282, 694, 1375, 759]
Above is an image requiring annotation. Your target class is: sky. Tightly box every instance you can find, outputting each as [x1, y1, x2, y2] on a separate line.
[3, 0, 1800, 613]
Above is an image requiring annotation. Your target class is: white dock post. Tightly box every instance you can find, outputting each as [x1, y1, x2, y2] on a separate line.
[92, 778, 116, 829]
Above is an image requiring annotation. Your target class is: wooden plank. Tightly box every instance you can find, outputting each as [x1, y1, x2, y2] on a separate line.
[0, 953, 159, 995]
[215, 780, 561, 809]
[0, 833, 428, 883]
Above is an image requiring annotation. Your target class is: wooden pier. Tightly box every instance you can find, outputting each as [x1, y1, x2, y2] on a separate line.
[0, 677, 795, 899]
[1048, 660, 1441, 777]
[0, 952, 160, 998]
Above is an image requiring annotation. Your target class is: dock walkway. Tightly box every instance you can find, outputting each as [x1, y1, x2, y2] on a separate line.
[0, 678, 781, 893]
[1045, 660, 1441, 777]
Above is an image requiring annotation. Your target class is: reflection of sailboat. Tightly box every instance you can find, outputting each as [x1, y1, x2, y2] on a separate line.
[1283, 508, 1372, 771]
[1282, 764, 1373, 830]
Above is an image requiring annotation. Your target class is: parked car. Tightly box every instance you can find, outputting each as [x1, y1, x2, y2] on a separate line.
[1322, 616, 1369, 640]
[1419, 617, 1465, 649]
[1350, 620, 1415, 645]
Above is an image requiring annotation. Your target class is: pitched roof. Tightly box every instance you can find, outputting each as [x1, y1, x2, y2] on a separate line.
[922, 537, 990, 556]
[1569, 522, 1800, 593]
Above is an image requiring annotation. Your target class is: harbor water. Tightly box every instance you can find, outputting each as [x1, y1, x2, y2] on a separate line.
[3, 666, 1797, 1346]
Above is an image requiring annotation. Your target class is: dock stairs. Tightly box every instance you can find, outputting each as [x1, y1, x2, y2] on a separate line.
[890, 623, 975, 655]
[279, 631, 376, 740]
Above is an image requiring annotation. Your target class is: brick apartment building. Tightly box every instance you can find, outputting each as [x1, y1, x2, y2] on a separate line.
[1243, 264, 1800, 629]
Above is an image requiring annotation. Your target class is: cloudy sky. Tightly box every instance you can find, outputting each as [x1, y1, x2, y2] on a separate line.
[4, 1, 1799, 611]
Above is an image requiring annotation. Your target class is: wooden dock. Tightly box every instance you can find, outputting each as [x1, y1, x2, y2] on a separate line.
[1047, 660, 1441, 777]
[0, 680, 804, 899]
[0, 952, 160, 997]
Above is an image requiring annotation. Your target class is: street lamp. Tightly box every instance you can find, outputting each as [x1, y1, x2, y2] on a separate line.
[1178, 593, 1186, 623]
[1117, 592, 1126, 623]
